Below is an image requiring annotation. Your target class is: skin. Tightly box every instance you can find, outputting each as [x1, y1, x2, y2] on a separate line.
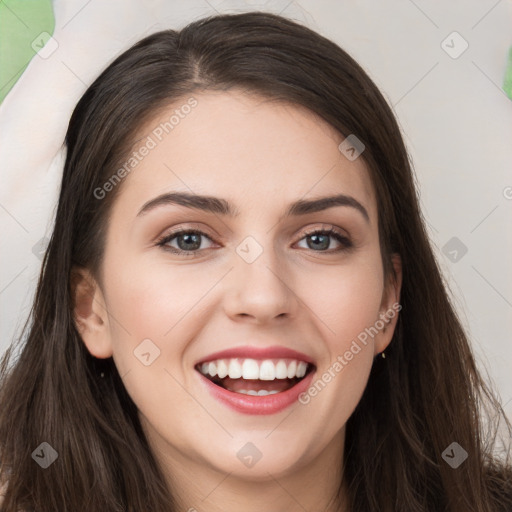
[73, 89, 402, 512]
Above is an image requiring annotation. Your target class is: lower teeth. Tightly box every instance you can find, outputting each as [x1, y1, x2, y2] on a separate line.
[236, 389, 280, 396]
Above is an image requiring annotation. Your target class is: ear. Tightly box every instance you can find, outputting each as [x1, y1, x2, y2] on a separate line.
[374, 253, 402, 355]
[70, 266, 113, 358]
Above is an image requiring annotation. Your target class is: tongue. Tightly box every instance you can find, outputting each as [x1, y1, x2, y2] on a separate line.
[221, 377, 297, 393]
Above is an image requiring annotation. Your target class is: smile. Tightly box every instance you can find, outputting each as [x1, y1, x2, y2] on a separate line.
[194, 347, 316, 415]
[197, 357, 312, 394]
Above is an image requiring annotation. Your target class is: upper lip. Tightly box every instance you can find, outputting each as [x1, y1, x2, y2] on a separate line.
[195, 345, 315, 366]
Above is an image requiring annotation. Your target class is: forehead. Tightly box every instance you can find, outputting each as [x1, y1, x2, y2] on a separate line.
[111, 89, 376, 222]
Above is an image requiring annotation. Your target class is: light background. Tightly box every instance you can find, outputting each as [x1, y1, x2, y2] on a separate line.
[0, 0, 511, 422]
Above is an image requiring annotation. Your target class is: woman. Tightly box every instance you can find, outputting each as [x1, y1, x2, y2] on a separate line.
[1, 11, 511, 512]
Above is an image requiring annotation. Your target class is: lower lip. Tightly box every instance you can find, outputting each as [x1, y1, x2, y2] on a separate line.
[197, 369, 316, 415]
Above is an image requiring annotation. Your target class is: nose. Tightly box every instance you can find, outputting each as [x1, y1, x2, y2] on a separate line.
[222, 241, 298, 324]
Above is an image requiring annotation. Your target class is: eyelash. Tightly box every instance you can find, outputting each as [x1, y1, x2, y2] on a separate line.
[156, 227, 353, 258]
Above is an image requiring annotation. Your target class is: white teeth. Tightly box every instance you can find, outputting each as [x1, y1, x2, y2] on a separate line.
[287, 360, 297, 379]
[242, 359, 260, 380]
[228, 359, 242, 379]
[198, 357, 311, 380]
[217, 360, 229, 379]
[259, 360, 275, 380]
[237, 389, 280, 395]
[208, 361, 217, 377]
[296, 361, 307, 378]
[275, 360, 288, 379]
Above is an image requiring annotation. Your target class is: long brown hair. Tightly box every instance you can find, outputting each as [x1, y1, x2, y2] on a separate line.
[1, 11, 511, 512]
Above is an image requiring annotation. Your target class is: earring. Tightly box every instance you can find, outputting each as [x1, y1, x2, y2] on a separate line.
[380, 351, 386, 359]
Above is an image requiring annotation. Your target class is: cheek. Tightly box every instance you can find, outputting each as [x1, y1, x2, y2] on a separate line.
[296, 255, 383, 417]
[102, 261, 212, 443]
[306, 255, 384, 351]
[101, 254, 212, 382]
[104, 256, 212, 338]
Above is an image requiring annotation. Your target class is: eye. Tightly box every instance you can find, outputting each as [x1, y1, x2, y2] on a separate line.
[295, 227, 353, 253]
[156, 229, 215, 257]
[156, 226, 353, 257]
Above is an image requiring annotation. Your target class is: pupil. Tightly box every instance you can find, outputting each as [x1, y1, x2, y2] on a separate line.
[178, 233, 201, 251]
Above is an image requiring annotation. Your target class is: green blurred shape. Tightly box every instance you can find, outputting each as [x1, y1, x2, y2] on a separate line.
[0, 0, 55, 104]
[504, 45, 512, 100]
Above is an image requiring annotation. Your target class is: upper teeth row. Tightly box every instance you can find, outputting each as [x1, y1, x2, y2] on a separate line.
[198, 358, 308, 380]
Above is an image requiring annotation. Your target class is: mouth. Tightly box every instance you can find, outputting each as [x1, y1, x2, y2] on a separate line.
[195, 357, 315, 396]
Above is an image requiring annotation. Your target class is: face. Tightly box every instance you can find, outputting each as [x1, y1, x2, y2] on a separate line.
[74, 89, 401, 483]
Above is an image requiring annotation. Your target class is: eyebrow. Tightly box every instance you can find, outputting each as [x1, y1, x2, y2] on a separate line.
[136, 191, 370, 223]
